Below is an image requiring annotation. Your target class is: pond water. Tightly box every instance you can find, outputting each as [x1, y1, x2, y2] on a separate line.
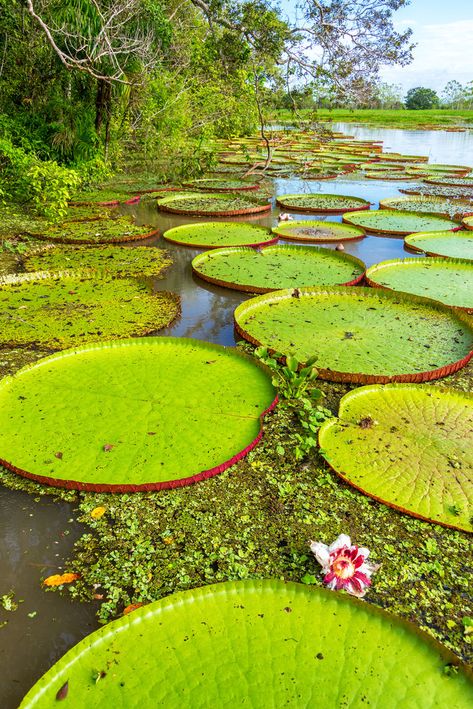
[1, 124, 472, 708]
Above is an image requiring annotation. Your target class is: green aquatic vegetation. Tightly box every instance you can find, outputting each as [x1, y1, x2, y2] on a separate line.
[27, 217, 157, 244]
[0, 206, 49, 238]
[70, 190, 138, 205]
[62, 206, 118, 222]
[366, 257, 473, 311]
[192, 245, 365, 293]
[424, 177, 473, 187]
[276, 193, 370, 213]
[23, 245, 172, 278]
[319, 384, 473, 532]
[0, 272, 180, 348]
[0, 338, 275, 491]
[182, 178, 259, 191]
[343, 209, 459, 235]
[20, 581, 473, 709]
[234, 286, 473, 383]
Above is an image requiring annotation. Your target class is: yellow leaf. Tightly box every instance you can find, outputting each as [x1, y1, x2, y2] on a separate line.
[43, 573, 80, 587]
[91, 506, 106, 520]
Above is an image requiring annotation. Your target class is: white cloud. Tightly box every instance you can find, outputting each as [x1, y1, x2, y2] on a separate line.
[380, 20, 473, 91]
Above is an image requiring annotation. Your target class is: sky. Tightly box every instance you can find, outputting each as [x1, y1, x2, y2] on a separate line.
[278, 0, 473, 95]
[378, 0, 473, 93]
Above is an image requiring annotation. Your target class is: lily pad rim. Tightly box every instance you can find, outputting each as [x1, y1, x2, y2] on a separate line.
[234, 285, 473, 384]
[343, 209, 461, 235]
[0, 337, 278, 493]
[404, 230, 473, 256]
[318, 383, 473, 533]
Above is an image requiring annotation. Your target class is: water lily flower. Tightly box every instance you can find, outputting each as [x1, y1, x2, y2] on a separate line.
[309, 534, 379, 598]
[278, 212, 293, 221]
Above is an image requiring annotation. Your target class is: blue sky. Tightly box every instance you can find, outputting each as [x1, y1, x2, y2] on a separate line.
[278, 0, 473, 94]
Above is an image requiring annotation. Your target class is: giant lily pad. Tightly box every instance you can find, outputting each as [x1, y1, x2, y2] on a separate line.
[0, 338, 276, 491]
[23, 245, 172, 278]
[379, 196, 473, 218]
[272, 220, 365, 242]
[404, 231, 473, 260]
[28, 217, 159, 244]
[192, 245, 365, 293]
[156, 192, 270, 216]
[425, 176, 473, 187]
[0, 272, 179, 348]
[69, 190, 140, 206]
[319, 384, 473, 532]
[343, 210, 459, 235]
[20, 580, 473, 708]
[234, 286, 473, 383]
[366, 257, 473, 312]
[276, 193, 370, 213]
[181, 178, 259, 192]
[163, 222, 277, 249]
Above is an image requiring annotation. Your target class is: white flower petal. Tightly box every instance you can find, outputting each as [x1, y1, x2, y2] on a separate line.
[358, 547, 370, 559]
[309, 541, 330, 568]
[329, 534, 351, 552]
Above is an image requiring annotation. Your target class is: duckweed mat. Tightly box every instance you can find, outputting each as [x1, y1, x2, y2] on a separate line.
[28, 217, 158, 244]
[319, 385, 473, 532]
[271, 220, 365, 242]
[234, 286, 473, 383]
[192, 245, 365, 293]
[343, 210, 459, 235]
[366, 257, 473, 312]
[0, 272, 179, 348]
[163, 222, 277, 249]
[0, 338, 276, 491]
[20, 580, 473, 708]
[23, 245, 172, 278]
[69, 190, 140, 206]
[404, 231, 473, 260]
[276, 193, 370, 213]
[157, 192, 271, 216]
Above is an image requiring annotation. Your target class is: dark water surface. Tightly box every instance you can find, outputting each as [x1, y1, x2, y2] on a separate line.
[1, 124, 471, 708]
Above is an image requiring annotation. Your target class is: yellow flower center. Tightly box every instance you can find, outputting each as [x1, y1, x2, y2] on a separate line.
[332, 556, 356, 580]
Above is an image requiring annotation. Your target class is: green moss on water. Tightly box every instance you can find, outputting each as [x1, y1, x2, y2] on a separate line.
[1, 350, 471, 664]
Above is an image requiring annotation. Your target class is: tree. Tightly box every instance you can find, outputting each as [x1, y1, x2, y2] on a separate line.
[405, 87, 439, 110]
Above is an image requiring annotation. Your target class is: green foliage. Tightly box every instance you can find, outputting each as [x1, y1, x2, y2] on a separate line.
[405, 87, 440, 110]
[254, 346, 321, 400]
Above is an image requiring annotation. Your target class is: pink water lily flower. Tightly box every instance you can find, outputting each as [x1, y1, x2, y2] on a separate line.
[309, 534, 379, 598]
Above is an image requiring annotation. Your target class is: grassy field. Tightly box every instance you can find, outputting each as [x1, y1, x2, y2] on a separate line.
[272, 108, 473, 129]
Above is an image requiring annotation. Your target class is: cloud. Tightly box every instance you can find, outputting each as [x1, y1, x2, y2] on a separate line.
[380, 20, 473, 90]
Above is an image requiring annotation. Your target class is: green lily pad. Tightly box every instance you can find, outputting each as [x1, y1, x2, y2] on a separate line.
[23, 245, 172, 278]
[404, 231, 473, 260]
[276, 193, 370, 213]
[192, 245, 365, 293]
[157, 192, 270, 216]
[181, 178, 259, 191]
[234, 286, 473, 383]
[272, 220, 365, 242]
[425, 177, 473, 187]
[379, 197, 473, 218]
[366, 257, 473, 311]
[27, 217, 158, 244]
[0, 272, 179, 348]
[0, 206, 48, 237]
[20, 580, 473, 708]
[163, 222, 276, 249]
[62, 206, 118, 222]
[319, 384, 473, 532]
[343, 210, 459, 235]
[365, 172, 413, 180]
[0, 338, 276, 491]
[400, 184, 473, 200]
